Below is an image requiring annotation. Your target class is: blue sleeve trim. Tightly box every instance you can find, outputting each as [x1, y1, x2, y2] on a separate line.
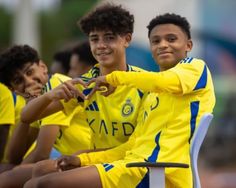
[12, 92, 17, 106]
[194, 65, 207, 91]
[189, 101, 200, 143]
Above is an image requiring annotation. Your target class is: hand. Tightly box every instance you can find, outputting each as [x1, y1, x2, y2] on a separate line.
[47, 79, 87, 102]
[56, 155, 81, 171]
[15, 82, 44, 102]
[86, 76, 116, 99]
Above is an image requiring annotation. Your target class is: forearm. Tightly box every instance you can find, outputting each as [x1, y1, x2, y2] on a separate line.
[21, 92, 53, 123]
[79, 136, 135, 166]
[7, 122, 33, 164]
[0, 125, 10, 161]
[106, 71, 183, 94]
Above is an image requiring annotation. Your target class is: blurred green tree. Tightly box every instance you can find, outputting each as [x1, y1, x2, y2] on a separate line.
[40, 0, 98, 65]
[0, 6, 12, 51]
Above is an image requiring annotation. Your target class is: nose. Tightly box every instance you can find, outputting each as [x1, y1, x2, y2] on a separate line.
[158, 39, 168, 49]
[24, 75, 35, 88]
[96, 39, 107, 49]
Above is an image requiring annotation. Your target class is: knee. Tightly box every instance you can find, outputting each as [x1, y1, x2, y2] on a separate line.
[32, 160, 57, 178]
[24, 178, 54, 188]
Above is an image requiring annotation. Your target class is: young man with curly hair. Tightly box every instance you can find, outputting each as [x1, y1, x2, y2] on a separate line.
[22, 3, 146, 156]
[0, 3, 147, 188]
[0, 45, 91, 186]
[24, 13, 215, 188]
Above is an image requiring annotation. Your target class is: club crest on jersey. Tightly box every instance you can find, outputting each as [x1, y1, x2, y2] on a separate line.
[122, 99, 134, 117]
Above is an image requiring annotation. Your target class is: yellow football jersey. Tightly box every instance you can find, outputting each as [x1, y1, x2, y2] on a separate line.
[62, 64, 147, 149]
[0, 83, 15, 125]
[40, 73, 91, 154]
[0, 84, 26, 162]
[79, 58, 216, 188]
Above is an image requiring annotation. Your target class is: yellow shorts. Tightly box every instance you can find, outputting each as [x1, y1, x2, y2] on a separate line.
[95, 159, 148, 188]
[95, 159, 192, 188]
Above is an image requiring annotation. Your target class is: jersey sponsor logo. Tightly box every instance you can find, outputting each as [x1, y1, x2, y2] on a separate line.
[121, 99, 134, 117]
[180, 57, 193, 64]
[87, 118, 135, 136]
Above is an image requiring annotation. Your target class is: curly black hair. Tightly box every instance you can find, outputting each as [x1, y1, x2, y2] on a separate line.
[0, 44, 40, 87]
[147, 13, 191, 39]
[79, 3, 134, 36]
[72, 40, 97, 66]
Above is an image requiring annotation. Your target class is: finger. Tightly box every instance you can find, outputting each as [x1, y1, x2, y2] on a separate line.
[63, 82, 82, 99]
[86, 78, 96, 87]
[71, 78, 87, 88]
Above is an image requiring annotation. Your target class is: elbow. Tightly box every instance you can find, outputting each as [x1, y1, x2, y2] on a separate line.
[21, 109, 33, 124]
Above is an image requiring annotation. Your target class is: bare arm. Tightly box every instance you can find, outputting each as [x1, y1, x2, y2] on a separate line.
[6, 122, 39, 164]
[22, 125, 60, 164]
[0, 125, 10, 161]
[21, 79, 86, 124]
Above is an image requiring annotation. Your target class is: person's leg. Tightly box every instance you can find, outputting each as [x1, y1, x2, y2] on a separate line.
[0, 163, 34, 188]
[32, 159, 58, 178]
[24, 165, 102, 188]
[0, 163, 15, 174]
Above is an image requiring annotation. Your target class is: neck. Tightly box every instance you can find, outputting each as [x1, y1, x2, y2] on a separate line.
[99, 58, 127, 75]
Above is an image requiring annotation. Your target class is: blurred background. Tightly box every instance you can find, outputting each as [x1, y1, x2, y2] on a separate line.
[0, 0, 236, 187]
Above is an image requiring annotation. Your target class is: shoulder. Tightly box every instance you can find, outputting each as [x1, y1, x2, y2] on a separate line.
[176, 57, 206, 72]
[179, 57, 205, 66]
[128, 64, 147, 72]
[0, 83, 11, 96]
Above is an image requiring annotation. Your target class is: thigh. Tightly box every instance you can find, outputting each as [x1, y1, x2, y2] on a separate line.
[0, 163, 34, 188]
[24, 165, 102, 188]
[0, 163, 15, 174]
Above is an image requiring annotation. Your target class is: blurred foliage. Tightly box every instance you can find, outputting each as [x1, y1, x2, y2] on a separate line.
[0, 0, 98, 64]
[40, 0, 99, 65]
[0, 6, 12, 51]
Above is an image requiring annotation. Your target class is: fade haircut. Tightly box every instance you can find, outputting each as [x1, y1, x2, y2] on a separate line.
[79, 3, 134, 36]
[0, 44, 39, 87]
[147, 13, 191, 39]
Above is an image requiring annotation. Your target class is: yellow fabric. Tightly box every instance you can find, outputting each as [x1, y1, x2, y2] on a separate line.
[62, 64, 147, 153]
[80, 58, 216, 188]
[40, 73, 91, 154]
[8, 95, 26, 137]
[0, 86, 26, 163]
[0, 83, 15, 125]
[53, 106, 92, 155]
[95, 159, 147, 188]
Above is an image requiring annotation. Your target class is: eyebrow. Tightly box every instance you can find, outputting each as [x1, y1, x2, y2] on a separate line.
[22, 63, 33, 74]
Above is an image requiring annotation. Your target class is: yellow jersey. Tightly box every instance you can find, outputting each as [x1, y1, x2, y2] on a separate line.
[0, 83, 26, 162]
[0, 83, 15, 125]
[79, 58, 216, 188]
[62, 64, 147, 149]
[40, 73, 91, 154]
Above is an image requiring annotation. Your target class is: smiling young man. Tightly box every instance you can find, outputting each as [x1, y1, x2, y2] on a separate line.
[21, 3, 146, 152]
[0, 45, 91, 187]
[23, 13, 215, 188]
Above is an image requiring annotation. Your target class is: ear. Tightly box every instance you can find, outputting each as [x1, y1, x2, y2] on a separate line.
[186, 39, 193, 52]
[39, 60, 48, 74]
[124, 33, 132, 48]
